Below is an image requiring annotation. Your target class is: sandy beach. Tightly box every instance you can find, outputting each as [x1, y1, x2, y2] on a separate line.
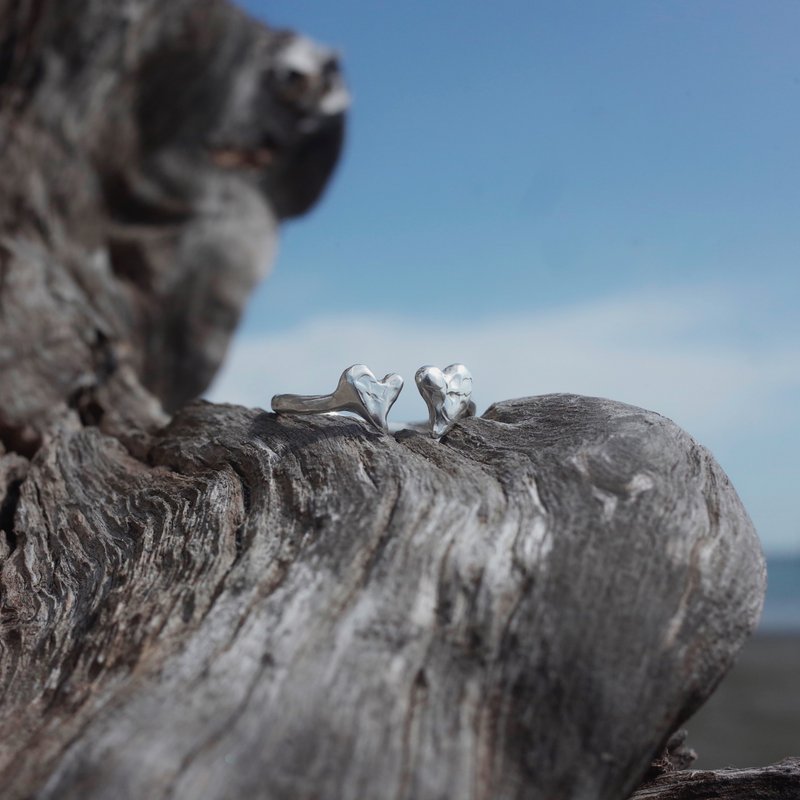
[685, 633, 800, 768]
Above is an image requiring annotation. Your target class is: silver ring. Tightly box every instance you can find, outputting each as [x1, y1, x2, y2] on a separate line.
[415, 363, 475, 439]
[271, 364, 404, 433]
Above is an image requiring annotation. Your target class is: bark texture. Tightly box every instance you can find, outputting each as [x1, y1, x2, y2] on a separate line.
[0, 2, 780, 800]
[632, 758, 800, 799]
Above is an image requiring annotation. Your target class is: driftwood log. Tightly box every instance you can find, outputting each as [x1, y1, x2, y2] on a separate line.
[632, 758, 800, 800]
[0, 1, 794, 799]
[0, 0, 345, 445]
[0, 394, 771, 799]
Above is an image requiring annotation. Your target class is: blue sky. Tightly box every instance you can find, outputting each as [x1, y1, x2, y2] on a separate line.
[217, 1, 800, 554]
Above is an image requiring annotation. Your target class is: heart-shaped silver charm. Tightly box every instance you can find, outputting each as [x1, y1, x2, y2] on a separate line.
[340, 364, 404, 432]
[415, 363, 474, 439]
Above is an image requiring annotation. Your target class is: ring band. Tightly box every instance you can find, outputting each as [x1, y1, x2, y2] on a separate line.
[272, 364, 404, 433]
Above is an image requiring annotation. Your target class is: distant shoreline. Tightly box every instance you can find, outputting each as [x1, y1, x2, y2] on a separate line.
[687, 631, 800, 768]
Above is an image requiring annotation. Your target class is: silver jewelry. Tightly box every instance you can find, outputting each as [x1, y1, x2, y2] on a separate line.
[415, 363, 475, 439]
[272, 364, 403, 433]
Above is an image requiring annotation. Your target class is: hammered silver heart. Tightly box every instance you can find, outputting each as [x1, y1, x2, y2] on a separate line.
[415, 363, 474, 439]
[338, 364, 404, 432]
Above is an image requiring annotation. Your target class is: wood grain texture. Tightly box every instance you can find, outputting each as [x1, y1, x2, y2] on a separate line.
[0, 396, 765, 799]
[632, 758, 800, 799]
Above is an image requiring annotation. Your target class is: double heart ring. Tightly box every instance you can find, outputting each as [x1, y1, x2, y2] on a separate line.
[271, 363, 474, 439]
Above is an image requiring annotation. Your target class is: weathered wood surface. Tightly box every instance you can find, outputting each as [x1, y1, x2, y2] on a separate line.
[0, 396, 765, 799]
[632, 758, 800, 799]
[0, 0, 345, 445]
[0, 1, 780, 799]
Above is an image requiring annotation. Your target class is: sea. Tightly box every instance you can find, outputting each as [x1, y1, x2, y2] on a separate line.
[761, 555, 800, 631]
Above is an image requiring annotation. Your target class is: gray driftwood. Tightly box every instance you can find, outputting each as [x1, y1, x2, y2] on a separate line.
[0, 0, 345, 446]
[0, 1, 785, 799]
[632, 758, 800, 799]
[0, 396, 767, 799]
